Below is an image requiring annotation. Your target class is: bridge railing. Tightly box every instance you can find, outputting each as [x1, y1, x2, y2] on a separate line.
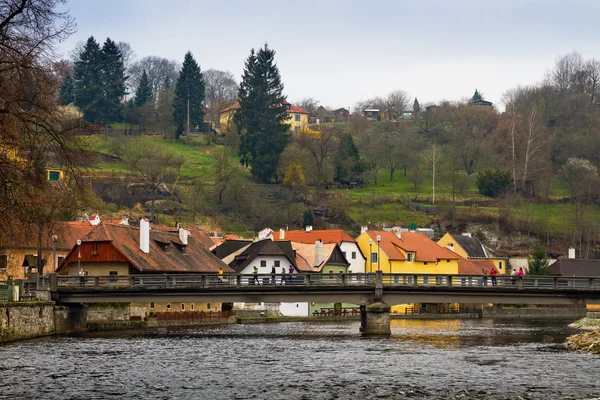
[55, 273, 376, 289]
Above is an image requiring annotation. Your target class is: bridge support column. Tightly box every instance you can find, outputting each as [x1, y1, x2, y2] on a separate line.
[360, 302, 391, 336]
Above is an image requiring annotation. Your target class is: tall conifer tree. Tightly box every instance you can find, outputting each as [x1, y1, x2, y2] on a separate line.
[134, 70, 153, 107]
[73, 36, 103, 123]
[173, 51, 205, 138]
[413, 97, 421, 114]
[235, 44, 289, 183]
[59, 73, 75, 105]
[100, 38, 127, 122]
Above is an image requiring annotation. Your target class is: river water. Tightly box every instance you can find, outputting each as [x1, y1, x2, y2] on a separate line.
[1, 318, 599, 400]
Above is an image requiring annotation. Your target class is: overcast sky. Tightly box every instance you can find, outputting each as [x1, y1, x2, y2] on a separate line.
[58, 0, 600, 111]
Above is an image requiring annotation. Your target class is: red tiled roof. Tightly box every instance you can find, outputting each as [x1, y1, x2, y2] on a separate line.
[292, 242, 338, 272]
[279, 229, 356, 245]
[367, 231, 459, 262]
[219, 100, 310, 115]
[60, 223, 232, 273]
[4, 221, 94, 251]
[457, 256, 493, 274]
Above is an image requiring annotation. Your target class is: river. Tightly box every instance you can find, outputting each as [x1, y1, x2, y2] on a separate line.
[1, 318, 599, 399]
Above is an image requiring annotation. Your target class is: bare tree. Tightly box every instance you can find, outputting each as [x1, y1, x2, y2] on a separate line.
[117, 41, 135, 75]
[425, 144, 441, 204]
[296, 126, 338, 204]
[296, 97, 319, 114]
[128, 56, 179, 95]
[385, 89, 411, 119]
[204, 69, 237, 126]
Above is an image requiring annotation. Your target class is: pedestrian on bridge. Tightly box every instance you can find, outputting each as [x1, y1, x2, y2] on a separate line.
[218, 267, 223, 283]
[490, 267, 498, 286]
[480, 268, 488, 286]
[271, 265, 277, 285]
[253, 266, 259, 285]
[517, 267, 524, 277]
[280, 267, 286, 285]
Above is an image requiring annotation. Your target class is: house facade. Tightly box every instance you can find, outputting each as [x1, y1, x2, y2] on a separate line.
[218, 100, 310, 132]
[438, 232, 507, 274]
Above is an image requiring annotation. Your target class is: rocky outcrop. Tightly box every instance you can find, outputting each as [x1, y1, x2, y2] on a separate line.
[567, 329, 600, 355]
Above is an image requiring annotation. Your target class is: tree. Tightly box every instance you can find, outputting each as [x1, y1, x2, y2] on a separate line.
[59, 73, 75, 105]
[173, 51, 205, 138]
[385, 89, 410, 118]
[204, 69, 237, 127]
[129, 56, 178, 94]
[408, 165, 424, 195]
[100, 38, 127, 123]
[425, 144, 441, 204]
[296, 98, 319, 115]
[297, 127, 338, 204]
[334, 133, 363, 184]
[283, 162, 305, 193]
[413, 98, 421, 114]
[471, 89, 483, 102]
[302, 210, 314, 228]
[528, 242, 551, 275]
[116, 41, 135, 76]
[134, 70, 152, 107]
[476, 168, 511, 198]
[235, 44, 289, 183]
[73, 36, 104, 123]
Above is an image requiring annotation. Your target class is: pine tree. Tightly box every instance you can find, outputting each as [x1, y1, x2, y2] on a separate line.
[134, 70, 153, 107]
[472, 89, 483, 102]
[235, 44, 289, 183]
[173, 51, 205, 138]
[334, 133, 363, 184]
[58, 73, 75, 105]
[100, 38, 127, 123]
[528, 242, 551, 275]
[413, 97, 421, 114]
[73, 36, 103, 123]
[302, 210, 314, 228]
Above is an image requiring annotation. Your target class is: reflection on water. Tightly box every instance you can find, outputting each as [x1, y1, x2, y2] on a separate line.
[1, 319, 599, 400]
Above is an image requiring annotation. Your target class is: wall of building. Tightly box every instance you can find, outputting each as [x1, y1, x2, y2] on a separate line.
[239, 255, 294, 278]
[280, 302, 309, 316]
[0, 248, 70, 280]
[340, 242, 365, 274]
[130, 301, 223, 318]
[287, 113, 309, 131]
[61, 262, 131, 276]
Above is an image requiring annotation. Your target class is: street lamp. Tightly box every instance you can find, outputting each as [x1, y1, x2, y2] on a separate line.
[376, 235, 381, 272]
[76, 239, 82, 275]
[51, 235, 58, 273]
[368, 239, 373, 273]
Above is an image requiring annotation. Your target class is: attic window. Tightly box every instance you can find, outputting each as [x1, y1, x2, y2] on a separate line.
[154, 240, 170, 252]
[172, 241, 187, 254]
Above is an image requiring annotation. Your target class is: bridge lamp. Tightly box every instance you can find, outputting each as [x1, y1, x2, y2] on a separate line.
[368, 239, 373, 273]
[376, 235, 381, 272]
[76, 239, 82, 275]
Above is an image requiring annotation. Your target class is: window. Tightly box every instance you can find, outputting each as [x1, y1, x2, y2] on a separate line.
[0, 254, 7, 270]
[498, 262, 503, 270]
[285, 104, 291, 110]
[446, 259, 450, 262]
[166, 303, 171, 310]
[207, 303, 211, 310]
[260, 260, 266, 268]
[342, 251, 346, 259]
[294, 126, 300, 132]
[48, 171, 60, 181]
[352, 252, 356, 260]
[91, 243, 99, 255]
[181, 304, 185, 311]
[109, 271, 118, 282]
[423, 262, 428, 265]
[295, 114, 301, 121]
[329, 270, 334, 274]
[423, 276, 429, 285]
[371, 253, 378, 263]
[407, 253, 414, 262]
[274, 260, 280, 268]
[57, 256, 65, 267]
[191, 304, 194, 311]
[150, 302, 155, 309]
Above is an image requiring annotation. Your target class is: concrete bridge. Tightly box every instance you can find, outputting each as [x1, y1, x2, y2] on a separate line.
[50, 272, 600, 335]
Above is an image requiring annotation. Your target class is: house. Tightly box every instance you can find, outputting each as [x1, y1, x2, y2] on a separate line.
[315, 106, 349, 123]
[226, 239, 298, 276]
[57, 220, 233, 317]
[470, 99, 493, 107]
[313, 205, 333, 219]
[438, 232, 507, 274]
[551, 258, 600, 277]
[277, 228, 366, 273]
[356, 228, 460, 313]
[0, 220, 95, 280]
[218, 100, 310, 133]
[363, 108, 381, 120]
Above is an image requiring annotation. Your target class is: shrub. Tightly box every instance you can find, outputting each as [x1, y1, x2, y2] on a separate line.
[476, 168, 511, 198]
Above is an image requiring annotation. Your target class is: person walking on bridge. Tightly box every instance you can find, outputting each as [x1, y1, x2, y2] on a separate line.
[280, 266, 286, 285]
[271, 265, 277, 285]
[253, 266, 259, 285]
[218, 267, 223, 283]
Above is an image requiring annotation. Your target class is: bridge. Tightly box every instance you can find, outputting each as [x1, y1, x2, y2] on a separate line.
[49, 272, 600, 335]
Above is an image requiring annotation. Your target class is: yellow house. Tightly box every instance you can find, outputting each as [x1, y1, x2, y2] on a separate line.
[356, 229, 460, 313]
[438, 232, 508, 274]
[218, 100, 310, 132]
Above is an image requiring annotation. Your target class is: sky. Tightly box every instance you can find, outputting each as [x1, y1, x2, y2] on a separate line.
[57, 0, 600, 111]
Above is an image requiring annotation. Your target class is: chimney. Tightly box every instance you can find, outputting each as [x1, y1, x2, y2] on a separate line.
[120, 216, 129, 225]
[279, 229, 285, 240]
[314, 239, 323, 267]
[568, 247, 576, 259]
[179, 228, 190, 245]
[140, 218, 150, 254]
[462, 232, 472, 238]
[360, 226, 368, 234]
[306, 225, 313, 232]
[447, 243, 454, 251]
[392, 226, 402, 239]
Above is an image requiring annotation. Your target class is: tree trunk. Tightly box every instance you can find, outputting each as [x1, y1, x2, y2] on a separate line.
[36, 224, 44, 276]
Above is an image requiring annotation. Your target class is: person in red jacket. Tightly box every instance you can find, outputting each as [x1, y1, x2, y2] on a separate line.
[490, 267, 498, 286]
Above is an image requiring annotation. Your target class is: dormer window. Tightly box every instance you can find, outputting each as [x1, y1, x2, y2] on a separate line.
[285, 104, 291, 110]
[154, 239, 170, 252]
[406, 252, 414, 262]
[172, 241, 187, 254]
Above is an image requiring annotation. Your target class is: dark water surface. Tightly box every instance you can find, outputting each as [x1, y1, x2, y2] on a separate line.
[1, 319, 599, 400]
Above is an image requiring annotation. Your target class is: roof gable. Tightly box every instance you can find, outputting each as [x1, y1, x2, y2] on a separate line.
[367, 231, 459, 262]
[279, 229, 356, 244]
[451, 235, 487, 258]
[228, 240, 297, 272]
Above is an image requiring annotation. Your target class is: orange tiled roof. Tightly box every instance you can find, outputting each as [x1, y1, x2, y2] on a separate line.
[279, 229, 356, 245]
[367, 231, 459, 262]
[292, 242, 337, 272]
[219, 100, 310, 115]
[457, 256, 493, 274]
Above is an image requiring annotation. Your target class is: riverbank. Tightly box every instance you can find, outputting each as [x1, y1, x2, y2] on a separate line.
[567, 329, 600, 355]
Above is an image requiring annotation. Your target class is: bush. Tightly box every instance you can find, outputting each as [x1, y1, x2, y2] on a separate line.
[476, 168, 511, 198]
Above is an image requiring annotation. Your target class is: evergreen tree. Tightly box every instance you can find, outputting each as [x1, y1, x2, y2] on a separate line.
[302, 210, 314, 228]
[59, 73, 75, 105]
[100, 38, 127, 123]
[235, 44, 289, 183]
[134, 70, 153, 107]
[528, 242, 551, 275]
[471, 89, 483, 102]
[173, 51, 205, 138]
[73, 36, 104, 123]
[334, 133, 363, 184]
[413, 97, 421, 114]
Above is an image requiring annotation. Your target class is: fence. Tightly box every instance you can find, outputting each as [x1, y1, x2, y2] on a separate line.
[404, 305, 482, 316]
[156, 311, 229, 321]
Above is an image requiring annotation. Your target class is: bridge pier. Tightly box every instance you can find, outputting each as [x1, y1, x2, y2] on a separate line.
[360, 302, 391, 336]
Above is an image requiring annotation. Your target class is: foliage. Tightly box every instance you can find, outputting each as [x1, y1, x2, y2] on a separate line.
[173, 51, 205, 138]
[413, 98, 421, 114]
[59, 73, 75, 105]
[476, 168, 512, 198]
[235, 44, 289, 183]
[283, 162, 305, 192]
[134, 70, 153, 107]
[334, 133, 364, 184]
[302, 210, 314, 228]
[100, 38, 127, 123]
[527, 242, 551, 275]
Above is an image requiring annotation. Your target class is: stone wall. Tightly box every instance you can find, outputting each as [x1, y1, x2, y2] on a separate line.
[483, 307, 587, 319]
[0, 302, 55, 343]
[86, 303, 130, 321]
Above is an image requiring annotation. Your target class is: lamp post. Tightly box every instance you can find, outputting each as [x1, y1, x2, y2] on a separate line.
[368, 239, 373, 273]
[76, 239, 82, 275]
[51, 235, 58, 274]
[376, 235, 381, 272]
